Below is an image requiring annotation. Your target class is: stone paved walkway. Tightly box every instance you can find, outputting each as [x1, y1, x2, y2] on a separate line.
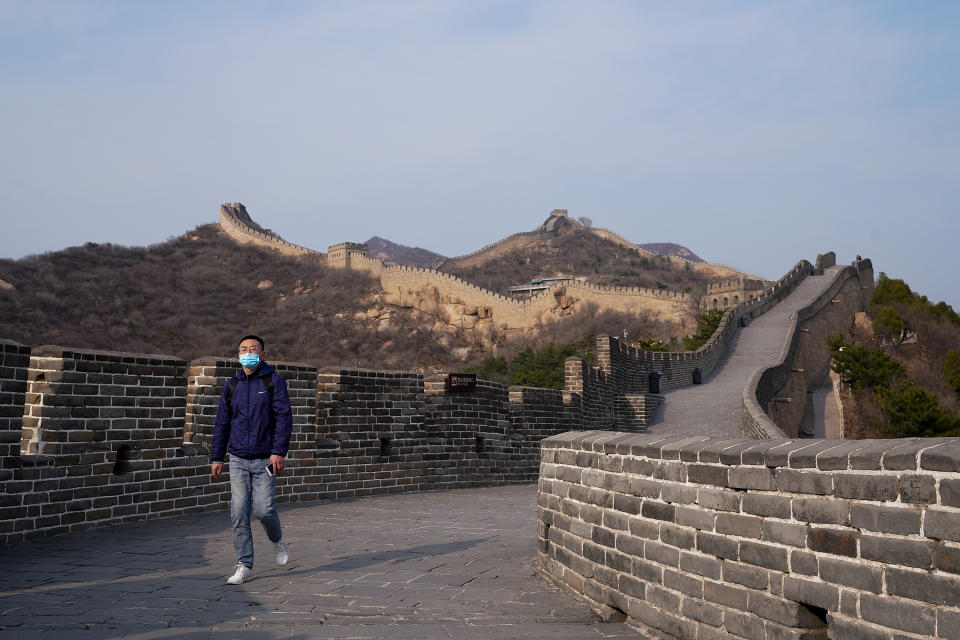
[646, 267, 844, 437]
[0, 485, 671, 639]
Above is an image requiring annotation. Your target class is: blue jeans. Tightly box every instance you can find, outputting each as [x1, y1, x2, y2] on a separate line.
[229, 455, 283, 568]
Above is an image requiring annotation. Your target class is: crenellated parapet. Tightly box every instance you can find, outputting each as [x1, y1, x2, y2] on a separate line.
[742, 258, 874, 438]
[219, 202, 325, 258]
[0, 340, 593, 544]
[564, 258, 816, 424]
[538, 432, 960, 639]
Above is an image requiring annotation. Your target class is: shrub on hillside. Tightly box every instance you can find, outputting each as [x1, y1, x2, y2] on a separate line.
[683, 308, 727, 351]
[944, 349, 960, 399]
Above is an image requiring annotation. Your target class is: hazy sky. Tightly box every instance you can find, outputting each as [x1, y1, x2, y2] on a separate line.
[2, 1, 958, 308]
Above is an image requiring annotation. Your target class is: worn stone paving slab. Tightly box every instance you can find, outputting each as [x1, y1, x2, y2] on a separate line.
[0, 485, 672, 639]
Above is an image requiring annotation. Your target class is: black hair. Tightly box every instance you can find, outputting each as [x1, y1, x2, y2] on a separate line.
[238, 334, 265, 351]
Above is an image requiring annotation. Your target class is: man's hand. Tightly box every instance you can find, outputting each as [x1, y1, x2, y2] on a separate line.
[211, 462, 223, 480]
[270, 454, 285, 475]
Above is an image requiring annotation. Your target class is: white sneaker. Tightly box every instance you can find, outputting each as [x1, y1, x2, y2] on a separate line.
[274, 540, 289, 566]
[227, 563, 253, 585]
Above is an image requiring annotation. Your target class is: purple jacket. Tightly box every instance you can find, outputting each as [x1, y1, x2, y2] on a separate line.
[211, 361, 292, 462]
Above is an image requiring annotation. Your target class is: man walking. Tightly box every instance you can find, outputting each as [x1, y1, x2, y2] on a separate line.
[211, 334, 292, 585]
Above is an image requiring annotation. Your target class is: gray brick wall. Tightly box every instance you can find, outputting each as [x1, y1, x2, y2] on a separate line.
[538, 432, 960, 640]
[1, 346, 589, 544]
[566, 260, 816, 430]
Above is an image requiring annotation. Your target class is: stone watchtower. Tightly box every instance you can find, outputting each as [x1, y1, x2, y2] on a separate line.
[327, 242, 368, 269]
[705, 278, 772, 309]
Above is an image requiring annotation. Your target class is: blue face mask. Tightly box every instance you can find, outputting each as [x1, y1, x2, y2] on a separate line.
[239, 353, 260, 369]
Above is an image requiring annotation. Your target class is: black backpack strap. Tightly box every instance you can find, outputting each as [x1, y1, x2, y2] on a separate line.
[224, 375, 274, 406]
[263, 375, 274, 399]
[225, 377, 240, 405]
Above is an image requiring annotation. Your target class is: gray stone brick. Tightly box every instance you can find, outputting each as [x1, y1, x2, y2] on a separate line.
[679, 551, 721, 579]
[883, 438, 954, 470]
[716, 512, 763, 539]
[775, 469, 833, 495]
[628, 516, 658, 540]
[722, 561, 770, 590]
[688, 463, 728, 487]
[641, 501, 675, 522]
[644, 583, 680, 612]
[681, 597, 724, 627]
[660, 523, 694, 549]
[719, 441, 764, 465]
[631, 557, 663, 584]
[941, 479, 960, 508]
[792, 498, 850, 525]
[920, 440, 960, 472]
[819, 557, 882, 593]
[839, 589, 857, 617]
[605, 548, 632, 573]
[762, 521, 806, 548]
[849, 438, 916, 471]
[623, 456, 655, 476]
[789, 550, 818, 576]
[661, 436, 710, 460]
[833, 473, 899, 502]
[886, 566, 960, 606]
[697, 531, 739, 560]
[663, 567, 703, 597]
[613, 493, 642, 515]
[581, 503, 605, 524]
[602, 510, 629, 532]
[698, 438, 748, 464]
[765, 441, 817, 468]
[675, 505, 716, 531]
[850, 504, 920, 535]
[938, 608, 960, 640]
[741, 440, 785, 466]
[742, 493, 791, 519]
[927, 510, 960, 543]
[815, 440, 869, 471]
[789, 440, 848, 469]
[725, 609, 765, 640]
[618, 573, 645, 599]
[783, 575, 839, 612]
[728, 466, 777, 491]
[740, 540, 788, 572]
[645, 540, 679, 567]
[900, 474, 936, 504]
[698, 488, 741, 512]
[807, 526, 858, 557]
[704, 580, 750, 610]
[661, 483, 698, 505]
[583, 540, 605, 564]
[826, 615, 893, 640]
[860, 535, 932, 569]
[628, 477, 662, 498]
[747, 591, 825, 628]
[934, 542, 960, 575]
[615, 532, 645, 557]
[860, 592, 934, 636]
[652, 461, 686, 482]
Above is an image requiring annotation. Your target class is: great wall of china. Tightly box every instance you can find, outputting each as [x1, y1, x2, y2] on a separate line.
[1, 204, 957, 639]
[218, 203, 757, 336]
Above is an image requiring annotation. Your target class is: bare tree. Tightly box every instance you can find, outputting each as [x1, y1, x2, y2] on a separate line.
[577, 216, 593, 228]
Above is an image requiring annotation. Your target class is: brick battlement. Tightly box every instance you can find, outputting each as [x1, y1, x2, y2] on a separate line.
[0, 342, 591, 544]
[537, 432, 960, 639]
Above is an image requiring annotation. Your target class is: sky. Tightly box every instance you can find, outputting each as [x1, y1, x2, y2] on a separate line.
[1, 1, 958, 309]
